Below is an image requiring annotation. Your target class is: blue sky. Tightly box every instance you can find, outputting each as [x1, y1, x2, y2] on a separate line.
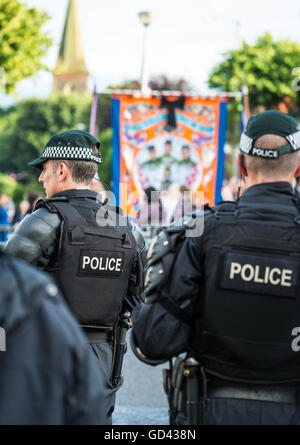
[3, 0, 300, 103]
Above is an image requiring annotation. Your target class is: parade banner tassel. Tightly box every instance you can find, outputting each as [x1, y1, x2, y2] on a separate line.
[112, 94, 228, 216]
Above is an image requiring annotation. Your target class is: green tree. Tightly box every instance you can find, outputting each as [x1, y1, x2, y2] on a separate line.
[97, 128, 112, 188]
[0, 0, 52, 93]
[0, 172, 18, 196]
[0, 93, 92, 177]
[209, 33, 300, 109]
[0, 93, 114, 189]
[208, 33, 300, 146]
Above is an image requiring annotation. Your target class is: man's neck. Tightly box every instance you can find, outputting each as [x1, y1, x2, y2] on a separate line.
[59, 182, 91, 192]
[245, 176, 294, 188]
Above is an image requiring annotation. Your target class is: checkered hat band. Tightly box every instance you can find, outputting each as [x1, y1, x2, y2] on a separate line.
[240, 130, 300, 154]
[286, 131, 300, 150]
[42, 146, 102, 163]
[239, 133, 253, 154]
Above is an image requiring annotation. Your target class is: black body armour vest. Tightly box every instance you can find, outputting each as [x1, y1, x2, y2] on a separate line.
[198, 201, 300, 383]
[39, 197, 136, 329]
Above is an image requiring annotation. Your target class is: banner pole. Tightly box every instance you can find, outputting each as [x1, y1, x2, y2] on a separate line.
[89, 86, 99, 136]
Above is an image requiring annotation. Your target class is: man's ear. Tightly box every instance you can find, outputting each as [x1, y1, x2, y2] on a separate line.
[293, 155, 300, 179]
[57, 162, 69, 182]
[238, 154, 248, 177]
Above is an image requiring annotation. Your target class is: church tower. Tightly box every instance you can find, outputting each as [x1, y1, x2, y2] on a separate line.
[53, 0, 89, 94]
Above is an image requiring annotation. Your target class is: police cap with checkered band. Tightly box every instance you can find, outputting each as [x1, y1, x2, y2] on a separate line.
[239, 110, 300, 159]
[28, 130, 101, 169]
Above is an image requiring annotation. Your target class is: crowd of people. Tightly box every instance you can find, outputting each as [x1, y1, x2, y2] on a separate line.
[0, 190, 42, 242]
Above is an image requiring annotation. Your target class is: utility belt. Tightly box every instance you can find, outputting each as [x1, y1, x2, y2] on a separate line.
[208, 381, 299, 405]
[163, 357, 300, 425]
[82, 327, 113, 344]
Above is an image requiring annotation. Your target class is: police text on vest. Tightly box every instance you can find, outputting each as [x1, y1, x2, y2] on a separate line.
[79, 250, 124, 277]
[220, 250, 299, 298]
[82, 256, 122, 272]
[230, 262, 293, 287]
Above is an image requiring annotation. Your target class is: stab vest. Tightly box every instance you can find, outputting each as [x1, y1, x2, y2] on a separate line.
[38, 196, 136, 329]
[198, 200, 300, 383]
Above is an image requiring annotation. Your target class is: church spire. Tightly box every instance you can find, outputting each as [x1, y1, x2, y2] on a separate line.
[53, 0, 89, 93]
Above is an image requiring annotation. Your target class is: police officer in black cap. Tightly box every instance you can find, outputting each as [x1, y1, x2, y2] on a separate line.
[5, 129, 147, 425]
[132, 110, 300, 425]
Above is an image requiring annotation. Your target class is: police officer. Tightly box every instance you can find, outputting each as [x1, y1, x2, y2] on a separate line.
[0, 251, 106, 424]
[5, 130, 147, 425]
[132, 110, 300, 425]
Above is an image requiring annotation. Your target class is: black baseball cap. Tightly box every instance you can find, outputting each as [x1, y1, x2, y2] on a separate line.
[29, 130, 101, 169]
[239, 110, 300, 159]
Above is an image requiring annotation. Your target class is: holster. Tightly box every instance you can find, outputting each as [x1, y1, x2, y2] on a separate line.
[163, 356, 201, 425]
[110, 311, 132, 388]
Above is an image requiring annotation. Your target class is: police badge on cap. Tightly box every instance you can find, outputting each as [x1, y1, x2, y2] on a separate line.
[239, 110, 300, 159]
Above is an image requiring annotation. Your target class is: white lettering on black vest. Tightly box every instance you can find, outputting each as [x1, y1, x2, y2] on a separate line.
[79, 250, 124, 277]
[229, 262, 292, 287]
[221, 251, 299, 298]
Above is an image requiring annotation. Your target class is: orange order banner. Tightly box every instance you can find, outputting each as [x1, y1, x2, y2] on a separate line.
[112, 95, 228, 217]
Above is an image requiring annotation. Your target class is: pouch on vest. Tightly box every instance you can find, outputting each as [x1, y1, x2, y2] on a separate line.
[200, 202, 300, 383]
[43, 200, 136, 328]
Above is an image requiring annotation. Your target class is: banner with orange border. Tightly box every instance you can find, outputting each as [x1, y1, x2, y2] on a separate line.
[112, 94, 228, 217]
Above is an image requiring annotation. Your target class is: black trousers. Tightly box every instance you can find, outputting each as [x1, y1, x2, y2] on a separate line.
[176, 398, 300, 425]
[89, 343, 122, 425]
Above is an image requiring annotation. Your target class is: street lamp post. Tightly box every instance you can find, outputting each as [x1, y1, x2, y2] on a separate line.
[138, 11, 154, 95]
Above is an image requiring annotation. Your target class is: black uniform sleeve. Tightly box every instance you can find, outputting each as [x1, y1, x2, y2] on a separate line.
[4, 208, 61, 267]
[0, 255, 106, 425]
[132, 233, 203, 361]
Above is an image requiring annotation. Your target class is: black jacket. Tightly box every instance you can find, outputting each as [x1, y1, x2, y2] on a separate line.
[0, 252, 106, 425]
[5, 189, 147, 312]
[4, 188, 148, 424]
[132, 182, 300, 425]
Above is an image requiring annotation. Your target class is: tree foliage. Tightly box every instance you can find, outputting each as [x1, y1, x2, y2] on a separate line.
[0, 93, 91, 176]
[209, 33, 300, 110]
[0, 93, 113, 188]
[0, 0, 52, 93]
[208, 33, 300, 147]
[98, 128, 112, 188]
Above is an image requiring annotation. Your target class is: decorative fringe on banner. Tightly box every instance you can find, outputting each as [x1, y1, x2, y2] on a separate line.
[89, 87, 98, 136]
[97, 89, 242, 99]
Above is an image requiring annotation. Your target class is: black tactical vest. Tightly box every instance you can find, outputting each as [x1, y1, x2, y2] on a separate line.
[38, 196, 136, 329]
[198, 201, 300, 383]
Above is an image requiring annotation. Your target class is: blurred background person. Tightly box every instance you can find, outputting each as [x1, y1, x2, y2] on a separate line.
[90, 174, 108, 204]
[11, 200, 30, 227]
[161, 183, 181, 224]
[221, 176, 246, 201]
[26, 190, 43, 215]
[171, 185, 198, 222]
[0, 193, 10, 242]
[137, 186, 165, 243]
